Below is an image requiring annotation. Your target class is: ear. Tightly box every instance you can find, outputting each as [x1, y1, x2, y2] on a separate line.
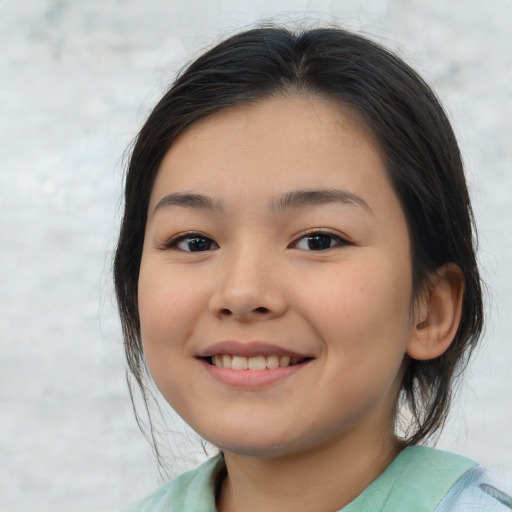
[407, 263, 465, 361]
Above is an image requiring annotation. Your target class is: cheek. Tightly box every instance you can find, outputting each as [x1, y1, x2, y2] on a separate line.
[137, 272, 200, 413]
[297, 256, 413, 355]
[137, 261, 202, 372]
[302, 258, 413, 418]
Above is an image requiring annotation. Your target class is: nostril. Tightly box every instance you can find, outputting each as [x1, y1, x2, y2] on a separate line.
[254, 307, 270, 314]
[220, 308, 232, 316]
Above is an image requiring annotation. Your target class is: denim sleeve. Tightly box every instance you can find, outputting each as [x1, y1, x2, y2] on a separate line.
[436, 467, 512, 511]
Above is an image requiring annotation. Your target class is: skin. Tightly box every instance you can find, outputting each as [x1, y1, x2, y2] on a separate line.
[138, 95, 462, 512]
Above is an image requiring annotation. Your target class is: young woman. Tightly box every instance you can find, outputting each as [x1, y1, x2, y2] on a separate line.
[114, 26, 511, 511]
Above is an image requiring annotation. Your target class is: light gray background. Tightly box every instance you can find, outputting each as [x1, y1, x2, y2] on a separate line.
[1, 1, 511, 511]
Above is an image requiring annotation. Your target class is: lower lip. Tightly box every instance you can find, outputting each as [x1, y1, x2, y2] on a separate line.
[199, 358, 311, 389]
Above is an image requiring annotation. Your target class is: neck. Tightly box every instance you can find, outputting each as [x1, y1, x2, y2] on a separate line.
[217, 429, 401, 512]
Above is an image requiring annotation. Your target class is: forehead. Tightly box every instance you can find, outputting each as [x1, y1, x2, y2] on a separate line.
[149, 94, 397, 215]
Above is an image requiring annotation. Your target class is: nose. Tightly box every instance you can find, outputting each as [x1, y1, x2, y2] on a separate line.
[208, 245, 287, 322]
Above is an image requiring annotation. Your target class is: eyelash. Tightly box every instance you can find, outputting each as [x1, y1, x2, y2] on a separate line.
[162, 230, 351, 253]
[290, 230, 351, 251]
[163, 232, 219, 252]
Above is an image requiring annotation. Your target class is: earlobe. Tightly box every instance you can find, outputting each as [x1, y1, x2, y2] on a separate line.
[407, 264, 465, 361]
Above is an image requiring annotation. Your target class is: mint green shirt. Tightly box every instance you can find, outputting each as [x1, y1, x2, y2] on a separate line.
[120, 446, 511, 511]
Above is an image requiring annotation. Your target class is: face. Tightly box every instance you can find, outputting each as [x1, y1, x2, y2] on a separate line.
[138, 95, 418, 459]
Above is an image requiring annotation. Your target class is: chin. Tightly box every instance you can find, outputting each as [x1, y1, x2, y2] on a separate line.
[216, 441, 294, 459]
[200, 427, 295, 459]
[205, 427, 323, 460]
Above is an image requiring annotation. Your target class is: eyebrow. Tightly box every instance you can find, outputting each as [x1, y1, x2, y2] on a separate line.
[153, 193, 224, 214]
[271, 188, 374, 216]
[152, 188, 373, 216]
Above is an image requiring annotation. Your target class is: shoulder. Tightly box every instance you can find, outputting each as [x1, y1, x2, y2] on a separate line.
[117, 454, 223, 512]
[342, 446, 478, 511]
[396, 447, 512, 511]
[342, 446, 511, 511]
[436, 466, 512, 512]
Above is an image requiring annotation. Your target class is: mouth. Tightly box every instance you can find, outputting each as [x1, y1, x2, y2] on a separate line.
[204, 354, 312, 370]
[198, 343, 314, 387]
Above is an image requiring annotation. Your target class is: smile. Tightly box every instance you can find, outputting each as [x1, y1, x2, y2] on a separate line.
[200, 354, 312, 389]
[209, 354, 308, 370]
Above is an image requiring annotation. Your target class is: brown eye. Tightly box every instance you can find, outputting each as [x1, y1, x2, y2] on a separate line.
[294, 233, 346, 251]
[170, 234, 219, 252]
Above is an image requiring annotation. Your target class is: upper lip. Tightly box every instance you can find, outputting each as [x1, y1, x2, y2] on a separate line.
[196, 341, 313, 359]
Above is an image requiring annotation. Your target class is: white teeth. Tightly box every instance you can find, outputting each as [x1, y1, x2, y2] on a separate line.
[266, 354, 279, 369]
[222, 354, 233, 368]
[248, 355, 266, 370]
[232, 355, 248, 370]
[211, 354, 304, 369]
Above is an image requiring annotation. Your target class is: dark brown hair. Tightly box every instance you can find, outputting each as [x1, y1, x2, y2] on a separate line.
[114, 26, 483, 454]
